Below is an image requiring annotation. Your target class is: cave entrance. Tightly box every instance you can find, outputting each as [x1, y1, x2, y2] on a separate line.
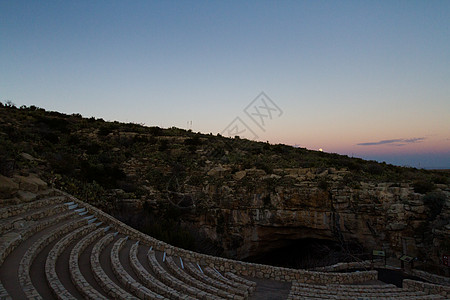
[243, 238, 368, 269]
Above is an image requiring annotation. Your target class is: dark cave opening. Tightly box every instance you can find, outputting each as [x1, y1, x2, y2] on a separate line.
[244, 238, 369, 269]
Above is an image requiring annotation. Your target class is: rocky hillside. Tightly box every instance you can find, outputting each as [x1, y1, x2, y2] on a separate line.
[0, 103, 449, 274]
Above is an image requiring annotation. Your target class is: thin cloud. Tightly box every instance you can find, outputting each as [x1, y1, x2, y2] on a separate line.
[357, 137, 426, 146]
[404, 137, 425, 143]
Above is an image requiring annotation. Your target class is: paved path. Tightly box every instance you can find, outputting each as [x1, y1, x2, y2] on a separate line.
[249, 278, 292, 300]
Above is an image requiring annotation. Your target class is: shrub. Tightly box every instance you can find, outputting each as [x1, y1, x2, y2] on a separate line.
[423, 192, 446, 220]
[413, 179, 435, 194]
[318, 178, 329, 191]
[365, 163, 384, 175]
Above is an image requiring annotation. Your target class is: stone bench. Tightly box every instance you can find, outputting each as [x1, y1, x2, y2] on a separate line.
[69, 226, 109, 300]
[404, 279, 450, 298]
[129, 242, 195, 300]
[165, 255, 228, 299]
[111, 237, 165, 299]
[0, 209, 77, 267]
[204, 267, 254, 295]
[18, 217, 87, 299]
[184, 261, 248, 299]
[293, 282, 404, 293]
[148, 249, 217, 299]
[289, 281, 440, 299]
[45, 223, 97, 300]
[0, 196, 67, 219]
[224, 271, 256, 291]
[288, 291, 444, 300]
[289, 289, 429, 299]
[0, 282, 11, 300]
[90, 233, 138, 299]
[0, 203, 68, 235]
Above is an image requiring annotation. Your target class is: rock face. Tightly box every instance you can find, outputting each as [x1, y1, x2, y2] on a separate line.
[184, 170, 449, 268]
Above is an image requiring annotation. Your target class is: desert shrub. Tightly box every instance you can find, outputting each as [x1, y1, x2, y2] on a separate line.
[84, 142, 101, 155]
[413, 179, 435, 194]
[158, 139, 169, 152]
[318, 178, 329, 191]
[49, 152, 77, 175]
[432, 175, 448, 184]
[98, 126, 113, 136]
[34, 115, 71, 133]
[146, 169, 169, 191]
[184, 136, 202, 146]
[423, 192, 446, 220]
[148, 126, 162, 136]
[255, 160, 273, 174]
[187, 174, 203, 186]
[365, 163, 384, 175]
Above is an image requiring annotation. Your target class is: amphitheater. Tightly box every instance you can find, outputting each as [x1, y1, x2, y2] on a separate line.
[1, 181, 449, 299]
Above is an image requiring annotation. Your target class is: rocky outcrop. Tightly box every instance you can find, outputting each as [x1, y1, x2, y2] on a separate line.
[181, 168, 450, 269]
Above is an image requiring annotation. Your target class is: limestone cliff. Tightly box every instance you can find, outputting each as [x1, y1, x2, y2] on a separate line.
[174, 167, 450, 269]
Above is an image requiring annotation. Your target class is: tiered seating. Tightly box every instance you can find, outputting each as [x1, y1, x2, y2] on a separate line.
[288, 281, 446, 299]
[90, 232, 138, 299]
[147, 249, 218, 299]
[184, 261, 248, 298]
[0, 197, 67, 235]
[165, 254, 231, 299]
[69, 226, 110, 300]
[0, 199, 81, 299]
[129, 242, 195, 300]
[1, 190, 448, 300]
[204, 266, 255, 295]
[110, 237, 164, 299]
[45, 222, 99, 299]
[18, 216, 88, 298]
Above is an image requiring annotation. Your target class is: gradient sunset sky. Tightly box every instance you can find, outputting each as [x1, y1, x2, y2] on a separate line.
[1, 1, 449, 168]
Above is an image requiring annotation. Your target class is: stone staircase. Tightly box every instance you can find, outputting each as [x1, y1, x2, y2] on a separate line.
[0, 189, 449, 300]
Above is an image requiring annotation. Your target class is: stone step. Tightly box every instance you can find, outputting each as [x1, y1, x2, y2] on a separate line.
[0, 208, 77, 266]
[0, 203, 68, 236]
[0, 210, 78, 299]
[165, 255, 228, 299]
[19, 217, 88, 299]
[0, 196, 67, 219]
[204, 266, 254, 295]
[184, 261, 248, 298]
[290, 284, 428, 297]
[129, 242, 194, 300]
[45, 223, 97, 299]
[90, 233, 138, 299]
[148, 249, 216, 299]
[111, 237, 165, 299]
[1, 191, 447, 300]
[69, 226, 109, 300]
[224, 272, 257, 291]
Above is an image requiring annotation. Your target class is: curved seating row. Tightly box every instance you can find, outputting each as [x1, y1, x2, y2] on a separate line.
[1, 192, 448, 300]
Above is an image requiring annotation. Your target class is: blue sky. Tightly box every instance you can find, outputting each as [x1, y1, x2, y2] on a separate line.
[1, 1, 449, 168]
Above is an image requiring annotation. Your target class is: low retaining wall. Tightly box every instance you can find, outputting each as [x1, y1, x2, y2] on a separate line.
[404, 279, 450, 298]
[311, 260, 378, 272]
[312, 259, 450, 287]
[411, 269, 450, 286]
[60, 190, 377, 284]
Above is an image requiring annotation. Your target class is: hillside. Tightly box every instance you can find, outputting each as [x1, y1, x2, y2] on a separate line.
[0, 103, 449, 274]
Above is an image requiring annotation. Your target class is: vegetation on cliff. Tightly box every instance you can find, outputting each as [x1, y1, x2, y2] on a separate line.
[0, 102, 449, 263]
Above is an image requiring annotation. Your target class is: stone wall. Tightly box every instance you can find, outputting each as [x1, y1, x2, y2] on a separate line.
[59, 189, 378, 284]
[403, 279, 450, 298]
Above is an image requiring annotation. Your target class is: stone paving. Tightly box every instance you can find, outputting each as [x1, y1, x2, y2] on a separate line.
[0, 189, 449, 299]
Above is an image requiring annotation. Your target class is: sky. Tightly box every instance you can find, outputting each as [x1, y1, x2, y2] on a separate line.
[1, 1, 449, 169]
